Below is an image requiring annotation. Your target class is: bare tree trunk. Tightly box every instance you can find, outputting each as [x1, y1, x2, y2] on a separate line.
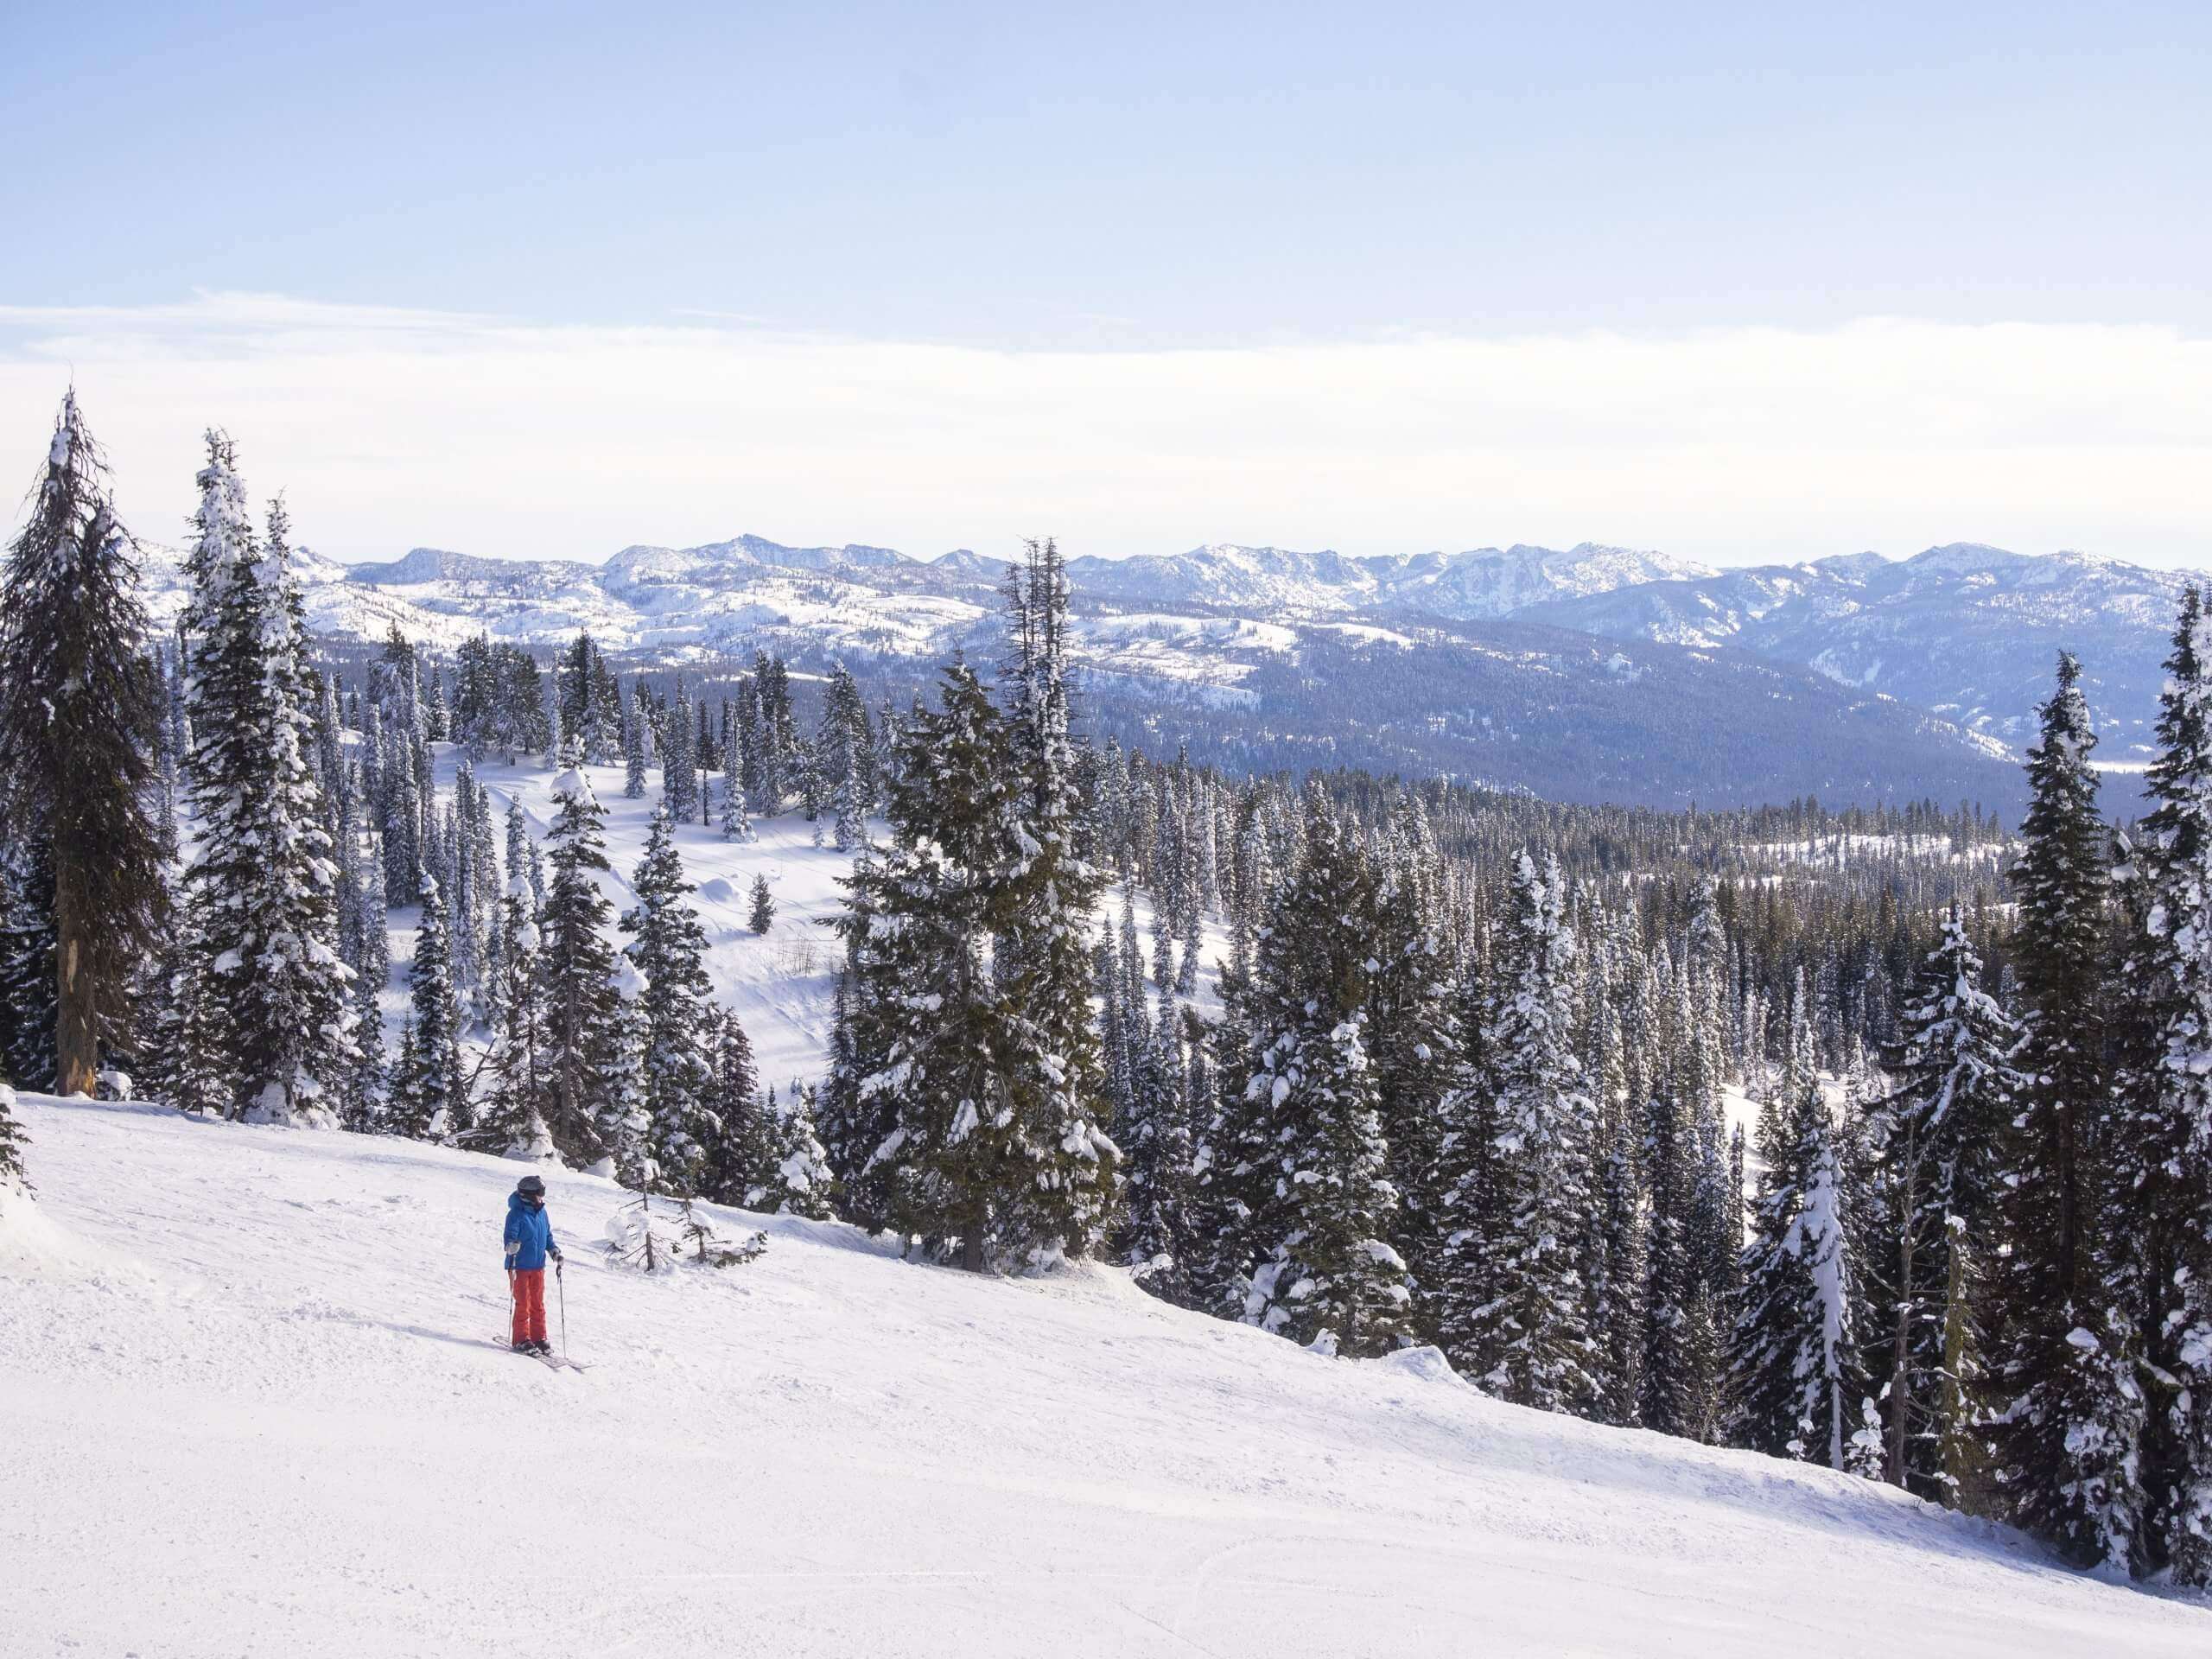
[54, 874, 99, 1097]
[1939, 1243, 1973, 1507]
[1885, 1130, 1917, 1488]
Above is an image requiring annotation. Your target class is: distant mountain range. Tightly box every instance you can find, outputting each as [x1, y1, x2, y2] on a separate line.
[1524, 543, 2190, 765]
[136, 532, 2194, 811]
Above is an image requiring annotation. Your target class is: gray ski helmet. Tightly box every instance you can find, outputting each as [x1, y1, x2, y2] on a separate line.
[517, 1174, 546, 1198]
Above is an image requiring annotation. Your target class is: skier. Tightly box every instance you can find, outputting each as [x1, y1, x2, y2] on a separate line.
[503, 1173, 565, 1355]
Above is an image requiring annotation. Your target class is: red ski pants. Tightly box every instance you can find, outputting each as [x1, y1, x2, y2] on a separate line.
[510, 1268, 548, 1346]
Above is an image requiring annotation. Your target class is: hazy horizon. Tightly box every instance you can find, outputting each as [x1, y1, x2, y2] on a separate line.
[6, 5, 2208, 567]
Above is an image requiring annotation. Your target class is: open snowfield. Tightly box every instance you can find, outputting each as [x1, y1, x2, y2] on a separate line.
[391, 747, 1223, 1098]
[6, 1096, 2207, 1658]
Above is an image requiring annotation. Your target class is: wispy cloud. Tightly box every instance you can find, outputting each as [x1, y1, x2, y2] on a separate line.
[3, 292, 2207, 568]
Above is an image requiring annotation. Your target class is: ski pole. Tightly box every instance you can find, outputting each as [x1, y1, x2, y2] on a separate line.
[557, 1261, 568, 1359]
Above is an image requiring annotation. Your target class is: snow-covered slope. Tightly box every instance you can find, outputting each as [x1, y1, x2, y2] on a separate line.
[6, 1094, 2204, 1658]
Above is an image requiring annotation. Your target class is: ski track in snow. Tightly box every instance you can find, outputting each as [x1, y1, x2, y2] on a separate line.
[4, 1096, 2207, 1657]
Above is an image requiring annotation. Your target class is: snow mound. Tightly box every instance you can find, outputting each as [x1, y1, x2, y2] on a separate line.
[1372, 1342, 1464, 1387]
[3, 1094, 2205, 1657]
[0, 1175, 140, 1283]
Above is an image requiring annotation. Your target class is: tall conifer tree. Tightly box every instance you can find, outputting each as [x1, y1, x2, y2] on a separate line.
[0, 393, 168, 1096]
[1986, 652, 2144, 1569]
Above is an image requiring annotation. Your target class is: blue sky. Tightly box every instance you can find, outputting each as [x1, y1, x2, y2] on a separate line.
[3, 3, 2209, 564]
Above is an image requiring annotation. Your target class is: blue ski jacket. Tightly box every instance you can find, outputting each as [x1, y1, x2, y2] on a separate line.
[504, 1192, 562, 1271]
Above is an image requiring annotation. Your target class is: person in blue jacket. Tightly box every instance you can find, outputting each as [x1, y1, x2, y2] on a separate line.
[503, 1173, 564, 1354]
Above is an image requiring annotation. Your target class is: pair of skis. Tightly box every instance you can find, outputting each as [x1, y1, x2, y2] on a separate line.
[518, 1345, 588, 1373]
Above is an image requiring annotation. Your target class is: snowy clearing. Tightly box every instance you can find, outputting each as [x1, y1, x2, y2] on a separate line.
[4, 1096, 2204, 1658]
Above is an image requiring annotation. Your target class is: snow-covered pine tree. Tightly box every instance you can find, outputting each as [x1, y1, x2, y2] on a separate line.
[756, 653, 799, 810]
[747, 874, 775, 934]
[1728, 986, 1872, 1471]
[1875, 910, 2019, 1503]
[622, 682, 649, 800]
[1985, 652, 2145, 1572]
[180, 452, 358, 1125]
[698, 1005, 761, 1205]
[1592, 1078, 1649, 1427]
[1121, 994, 1200, 1305]
[995, 538, 1119, 1262]
[1460, 850, 1600, 1412]
[830, 661, 1042, 1270]
[390, 872, 464, 1140]
[819, 664, 876, 852]
[1638, 950, 1712, 1439]
[732, 1080, 836, 1218]
[474, 859, 555, 1162]
[1363, 794, 1464, 1329]
[661, 677, 697, 822]
[136, 899, 232, 1120]
[720, 709, 753, 842]
[538, 764, 620, 1166]
[621, 806, 718, 1198]
[773, 1084, 836, 1219]
[596, 952, 652, 1187]
[0, 393, 169, 1096]
[1213, 791, 1410, 1354]
[2114, 588, 2212, 1582]
[558, 633, 616, 763]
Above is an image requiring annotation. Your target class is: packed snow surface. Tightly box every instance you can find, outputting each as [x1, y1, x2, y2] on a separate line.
[6, 1097, 2205, 1657]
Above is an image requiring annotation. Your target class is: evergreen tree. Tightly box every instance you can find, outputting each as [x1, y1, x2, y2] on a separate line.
[830, 662, 1069, 1270]
[1460, 851, 1601, 1411]
[661, 677, 698, 821]
[0, 393, 168, 1095]
[475, 859, 555, 1162]
[1729, 988, 1873, 1471]
[136, 901, 232, 1120]
[747, 874, 775, 935]
[772, 1084, 836, 1219]
[390, 873, 464, 1140]
[1986, 653, 2144, 1570]
[819, 664, 876, 851]
[1211, 793, 1410, 1354]
[538, 764, 620, 1166]
[1363, 798, 1464, 1329]
[622, 682, 650, 799]
[622, 807, 719, 1197]
[1592, 1070, 1650, 1427]
[699, 1006, 762, 1205]
[1121, 995, 1200, 1305]
[1876, 912, 2019, 1502]
[720, 710, 753, 842]
[1637, 963, 1714, 1440]
[995, 539, 1119, 1260]
[2115, 588, 2212, 1581]
[180, 445, 358, 1124]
